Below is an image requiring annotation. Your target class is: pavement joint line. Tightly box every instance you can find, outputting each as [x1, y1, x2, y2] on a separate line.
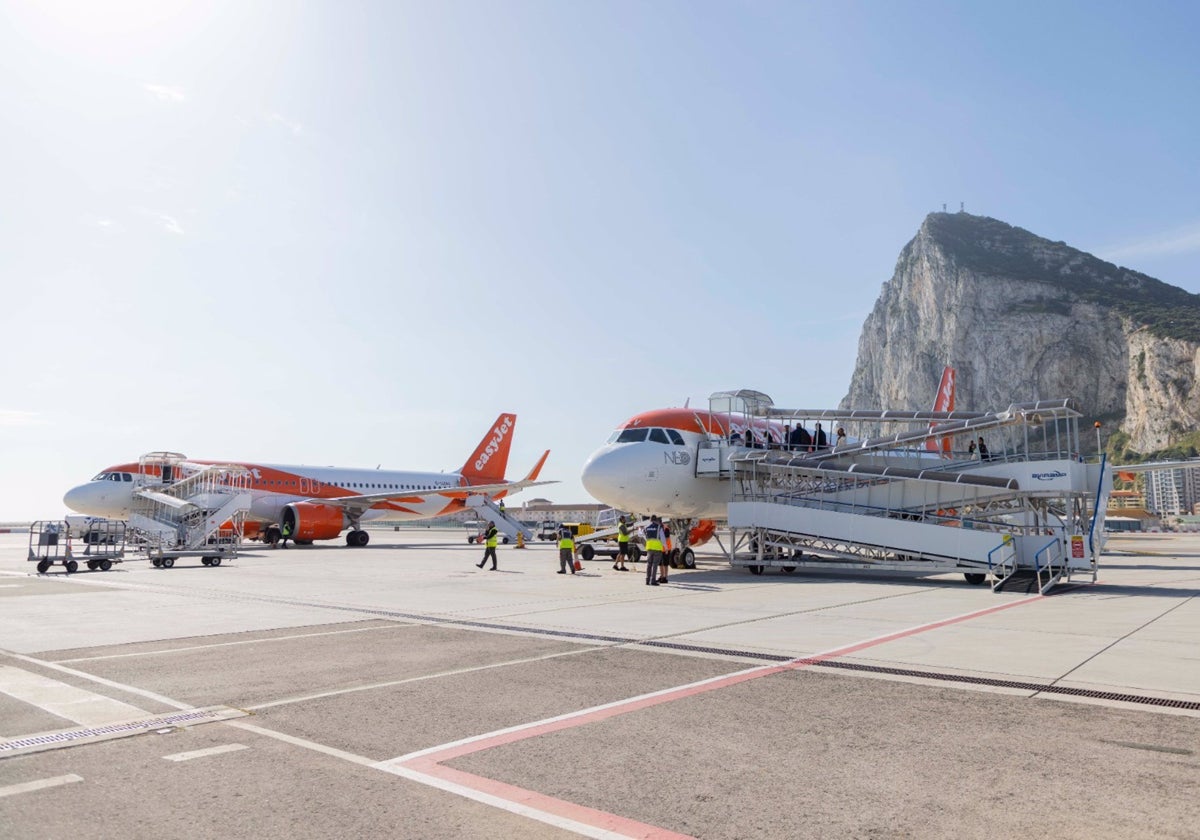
[56, 623, 413, 664]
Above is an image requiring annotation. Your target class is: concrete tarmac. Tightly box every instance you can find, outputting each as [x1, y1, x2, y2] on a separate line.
[1, 529, 1198, 838]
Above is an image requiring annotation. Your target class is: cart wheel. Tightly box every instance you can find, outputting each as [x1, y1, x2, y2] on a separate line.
[65, 560, 78, 574]
[630, 545, 642, 563]
[748, 565, 764, 575]
[781, 566, 796, 574]
[162, 558, 175, 569]
[210, 557, 221, 567]
[580, 544, 595, 562]
[36, 559, 50, 574]
[100, 559, 112, 572]
[201, 557, 212, 566]
[152, 558, 163, 568]
[964, 573, 986, 586]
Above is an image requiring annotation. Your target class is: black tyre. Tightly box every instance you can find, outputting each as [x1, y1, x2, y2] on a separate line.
[65, 560, 78, 574]
[152, 558, 163, 568]
[668, 548, 680, 569]
[502, 536, 510, 544]
[100, 559, 112, 572]
[210, 557, 222, 567]
[162, 557, 175, 569]
[748, 565, 764, 575]
[467, 537, 475, 544]
[580, 544, 595, 562]
[964, 573, 986, 586]
[86, 560, 98, 571]
[36, 559, 50, 574]
[629, 545, 642, 562]
[201, 557, 212, 566]
[781, 566, 796, 574]
[359, 531, 369, 547]
[681, 548, 696, 569]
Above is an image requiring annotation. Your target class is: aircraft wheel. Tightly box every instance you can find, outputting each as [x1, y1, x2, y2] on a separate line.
[100, 559, 112, 572]
[781, 566, 796, 574]
[964, 573, 986, 586]
[681, 548, 696, 569]
[65, 560, 78, 574]
[667, 548, 680, 568]
[748, 565, 764, 576]
[580, 544, 595, 562]
[210, 557, 222, 567]
[162, 558, 175, 569]
[36, 559, 50, 574]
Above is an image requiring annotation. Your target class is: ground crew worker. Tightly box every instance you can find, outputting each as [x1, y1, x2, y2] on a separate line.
[476, 520, 499, 570]
[613, 515, 631, 571]
[644, 515, 665, 585]
[279, 520, 292, 549]
[557, 525, 576, 575]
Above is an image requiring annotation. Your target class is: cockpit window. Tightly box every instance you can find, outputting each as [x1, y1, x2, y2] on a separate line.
[648, 428, 670, 444]
[122, 473, 132, 481]
[666, 430, 685, 445]
[92, 472, 109, 481]
[109, 473, 123, 482]
[612, 428, 649, 443]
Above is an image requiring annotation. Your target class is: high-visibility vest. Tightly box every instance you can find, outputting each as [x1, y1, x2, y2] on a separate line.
[558, 536, 574, 550]
[644, 524, 663, 552]
[485, 527, 498, 548]
[617, 523, 629, 543]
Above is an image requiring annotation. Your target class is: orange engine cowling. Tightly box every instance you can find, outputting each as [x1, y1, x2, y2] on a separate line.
[282, 503, 346, 541]
[689, 519, 718, 546]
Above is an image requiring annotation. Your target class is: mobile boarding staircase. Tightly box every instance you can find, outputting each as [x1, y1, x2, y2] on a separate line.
[127, 452, 253, 568]
[464, 496, 535, 544]
[712, 398, 1110, 594]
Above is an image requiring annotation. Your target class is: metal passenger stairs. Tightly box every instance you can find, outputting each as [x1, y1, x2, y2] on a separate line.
[465, 495, 534, 543]
[127, 454, 253, 565]
[723, 400, 1108, 593]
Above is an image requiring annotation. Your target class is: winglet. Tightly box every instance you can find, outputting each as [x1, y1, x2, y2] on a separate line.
[523, 449, 550, 482]
[460, 414, 517, 483]
[926, 367, 956, 455]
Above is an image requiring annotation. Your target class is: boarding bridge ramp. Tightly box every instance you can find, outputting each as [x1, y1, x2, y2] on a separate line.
[726, 401, 1108, 591]
[464, 496, 534, 543]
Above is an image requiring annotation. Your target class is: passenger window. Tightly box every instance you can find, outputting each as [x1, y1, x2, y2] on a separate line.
[667, 430, 685, 445]
[615, 428, 648, 443]
[649, 428, 670, 444]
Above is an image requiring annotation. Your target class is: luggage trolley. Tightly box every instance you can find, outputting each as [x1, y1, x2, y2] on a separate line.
[28, 519, 126, 574]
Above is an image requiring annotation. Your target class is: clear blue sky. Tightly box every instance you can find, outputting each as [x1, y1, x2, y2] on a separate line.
[2, 1, 1198, 520]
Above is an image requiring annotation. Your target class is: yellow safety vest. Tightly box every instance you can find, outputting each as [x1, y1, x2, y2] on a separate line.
[486, 527, 498, 548]
[558, 536, 574, 550]
[617, 524, 629, 543]
[644, 524, 663, 552]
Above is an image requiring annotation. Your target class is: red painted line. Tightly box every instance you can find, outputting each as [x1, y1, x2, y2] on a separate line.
[395, 592, 1044, 838]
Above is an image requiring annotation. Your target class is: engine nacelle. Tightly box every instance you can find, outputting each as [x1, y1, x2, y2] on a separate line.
[282, 503, 347, 542]
[689, 519, 718, 546]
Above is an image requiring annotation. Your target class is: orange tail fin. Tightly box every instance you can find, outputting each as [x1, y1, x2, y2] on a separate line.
[926, 367, 956, 455]
[460, 414, 517, 483]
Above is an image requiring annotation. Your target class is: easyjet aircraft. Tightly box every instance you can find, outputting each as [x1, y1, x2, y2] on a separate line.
[581, 369, 957, 539]
[63, 414, 550, 546]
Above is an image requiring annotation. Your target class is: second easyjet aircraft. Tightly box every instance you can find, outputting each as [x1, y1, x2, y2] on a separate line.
[63, 413, 550, 546]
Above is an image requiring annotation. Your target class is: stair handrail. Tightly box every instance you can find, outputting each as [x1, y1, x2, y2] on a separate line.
[1033, 538, 1064, 594]
[988, 535, 1017, 591]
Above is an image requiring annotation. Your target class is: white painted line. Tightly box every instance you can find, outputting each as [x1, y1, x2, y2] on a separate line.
[246, 646, 604, 710]
[0, 584, 23, 588]
[0, 774, 83, 798]
[163, 743, 248, 762]
[1, 650, 192, 711]
[58, 624, 411, 664]
[0, 665, 147, 726]
[224, 721, 378, 767]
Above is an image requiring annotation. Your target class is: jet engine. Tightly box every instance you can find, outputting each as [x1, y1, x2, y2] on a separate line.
[282, 503, 346, 541]
[689, 519, 718, 546]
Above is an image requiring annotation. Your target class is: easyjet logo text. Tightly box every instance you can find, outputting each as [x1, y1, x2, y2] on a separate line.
[474, 416, 514, 471]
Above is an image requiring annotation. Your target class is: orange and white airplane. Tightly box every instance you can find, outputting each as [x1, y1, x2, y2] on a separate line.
[581, 369, 957, 544]
[63, 413, 551, 546]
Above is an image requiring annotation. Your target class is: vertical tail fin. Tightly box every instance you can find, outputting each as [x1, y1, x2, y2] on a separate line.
[926, 367, 956, 455]
[460, 414, 517, 484]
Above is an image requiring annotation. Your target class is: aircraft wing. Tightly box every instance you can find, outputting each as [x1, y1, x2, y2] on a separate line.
[296, 478, 558, 513]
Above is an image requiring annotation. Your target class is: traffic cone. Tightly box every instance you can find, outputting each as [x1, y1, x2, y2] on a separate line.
[516, 531, 526, 549]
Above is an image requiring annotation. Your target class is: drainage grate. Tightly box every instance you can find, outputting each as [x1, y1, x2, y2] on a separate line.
[0, 709, 223, 753]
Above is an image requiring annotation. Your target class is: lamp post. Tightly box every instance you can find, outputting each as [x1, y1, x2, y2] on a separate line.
[1094, 421, 1102, 458]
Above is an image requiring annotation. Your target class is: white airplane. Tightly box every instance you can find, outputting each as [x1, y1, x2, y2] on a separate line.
[580, 369, 957, 555]
[63, 413, 551, 546]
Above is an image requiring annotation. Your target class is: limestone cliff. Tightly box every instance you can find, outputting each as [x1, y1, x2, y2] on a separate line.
[841, 213, 1200, 455]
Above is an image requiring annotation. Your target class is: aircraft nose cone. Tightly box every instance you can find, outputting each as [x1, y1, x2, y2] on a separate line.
[63, 484, 90, 513]
[581, 446, 629, 509]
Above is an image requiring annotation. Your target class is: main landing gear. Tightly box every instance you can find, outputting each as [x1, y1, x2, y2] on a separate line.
[346, 530, 370, 547]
